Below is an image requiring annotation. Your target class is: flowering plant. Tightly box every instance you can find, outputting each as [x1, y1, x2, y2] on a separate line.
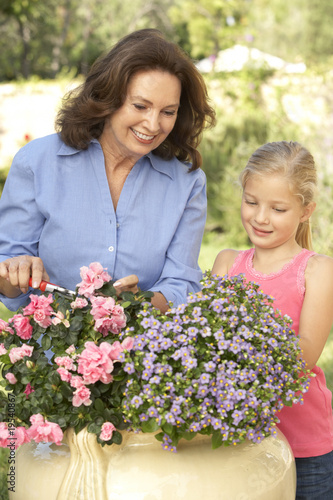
[0, 264, 310, 452]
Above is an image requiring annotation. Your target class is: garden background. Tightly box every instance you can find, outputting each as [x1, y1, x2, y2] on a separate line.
[1, 1, 333, 498]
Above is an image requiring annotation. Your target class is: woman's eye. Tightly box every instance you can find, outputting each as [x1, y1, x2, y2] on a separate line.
[134, 104, 146, 110]
[163, 110, 177, 116]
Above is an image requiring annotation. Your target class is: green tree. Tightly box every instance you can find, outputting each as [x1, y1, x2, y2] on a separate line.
[247, 0, 333, 66]
[168, 0, 249, 59]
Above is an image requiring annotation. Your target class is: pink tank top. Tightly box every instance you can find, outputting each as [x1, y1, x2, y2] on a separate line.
[229, 248, 333, 457]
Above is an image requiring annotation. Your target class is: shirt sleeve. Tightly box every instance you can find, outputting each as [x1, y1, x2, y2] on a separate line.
[149, 170, 207, 307]
[0, 147, 45, 310]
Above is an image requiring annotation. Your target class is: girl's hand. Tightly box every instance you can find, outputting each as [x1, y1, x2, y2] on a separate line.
[0, 255, 50, 297]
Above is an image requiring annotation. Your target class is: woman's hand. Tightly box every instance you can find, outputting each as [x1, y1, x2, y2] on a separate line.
[113, 275, 139, 295]
[113, 275, 169, 313]
[0, 255, 50, 297]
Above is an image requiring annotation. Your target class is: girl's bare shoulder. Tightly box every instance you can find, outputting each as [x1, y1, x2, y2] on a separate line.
[212, 249, 239, 277]
[306, 253, 333, 282]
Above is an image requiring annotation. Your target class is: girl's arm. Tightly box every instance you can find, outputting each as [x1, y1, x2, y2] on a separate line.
[211, 249, 239, 277]
[299, 254, 333, 370]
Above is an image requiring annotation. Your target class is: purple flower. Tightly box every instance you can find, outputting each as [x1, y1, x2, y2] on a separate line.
[131, 396, 143, 408]
[204, 361, 216, 372]
[186, 327, 199, 337]
[124, 362, 135, 374]
[147, 406, 159, 418]
[165, 412, 176, 423]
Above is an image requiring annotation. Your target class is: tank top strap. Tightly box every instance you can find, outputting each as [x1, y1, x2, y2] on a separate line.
[296, 249, 316, 296]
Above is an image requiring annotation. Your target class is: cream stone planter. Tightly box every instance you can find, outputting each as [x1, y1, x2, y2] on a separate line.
[10, 427, 296, 500]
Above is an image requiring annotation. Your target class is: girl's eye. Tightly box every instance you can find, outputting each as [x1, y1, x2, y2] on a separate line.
[245, 200, 256, 206]
[274, 208, 286, 213]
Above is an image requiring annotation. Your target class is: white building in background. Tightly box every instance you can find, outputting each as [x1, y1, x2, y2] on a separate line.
[196, 44, 306, 74]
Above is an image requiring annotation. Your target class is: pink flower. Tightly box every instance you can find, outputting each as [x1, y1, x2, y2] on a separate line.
[100, 422, 116, 441]
[0, 318, 14, 335]
[121, 337, 134, 352]
[77, 262, 111, 298]
[24, 383, 35, 397]
[77, 342, 114, 384]
[5, 373, 17, 384]
[55, 356, 76, 371]
[14, 426, 30, 447]
[90, 296, 127, 336]
[108, 341, 122, 360]
[0, 343, 7, 355]
[57, 367, 72, 382]
[52, 311, 70, 328]
[23, 294, 53, 328]
[70, 375, 85, 389]
[107, 338, 134, 361]
[9, 345, 34, 363]
[70, 297, 88, 309]
[10, 314, 33, 340]
[0, 423, 9, 447]
[27, 414, 63, 445]
[65, 345, 76, 355]
[72, 386, 92, 407]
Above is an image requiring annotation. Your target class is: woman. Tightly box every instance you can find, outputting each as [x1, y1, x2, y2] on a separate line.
[0, 29, 216, 313]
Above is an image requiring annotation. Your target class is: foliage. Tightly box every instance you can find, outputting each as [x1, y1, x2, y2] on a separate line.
[0, 168, 9, 197]
[0, 447, 9, 500]
[120, 272, 310, 450]
[247, 0, 333, 66]
[168, 0, 249, 59]
[2, 0, 333, 81]
[0, 264, 310, 453]
[0, 263, 153, 448]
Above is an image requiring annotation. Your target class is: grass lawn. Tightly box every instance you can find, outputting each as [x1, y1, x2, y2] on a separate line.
[0, 238, 332, 499]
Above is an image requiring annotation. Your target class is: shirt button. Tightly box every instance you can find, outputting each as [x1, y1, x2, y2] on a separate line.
[108, 246, 114, 252]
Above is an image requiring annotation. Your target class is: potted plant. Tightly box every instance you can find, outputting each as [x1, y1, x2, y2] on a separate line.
[0, 262, 310, 499]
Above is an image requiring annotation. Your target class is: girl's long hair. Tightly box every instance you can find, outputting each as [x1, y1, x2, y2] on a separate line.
[239, 141, 317, 250]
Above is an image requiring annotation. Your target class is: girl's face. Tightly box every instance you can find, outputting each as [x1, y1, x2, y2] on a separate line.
[241, 173, 313, 251]
[100, 69, 181, 163]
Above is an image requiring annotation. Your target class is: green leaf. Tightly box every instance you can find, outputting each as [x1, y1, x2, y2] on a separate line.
[69, 316, 83, 332]
[181, 432, 196, 441]
[121, 301, 131, 309]
[211, 430, 223, 450]
[94, 398, 105, 412]
[87, 422, 101, 434]
[154, 432, 164, 442]
[161, 423, 175, 437]
[111, 430, 123, 445]
[141, 419, 159, 433]
[41, 335, 51, 350]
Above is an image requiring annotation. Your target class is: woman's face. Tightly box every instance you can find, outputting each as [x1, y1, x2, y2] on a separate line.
[101, 69, 181, 163]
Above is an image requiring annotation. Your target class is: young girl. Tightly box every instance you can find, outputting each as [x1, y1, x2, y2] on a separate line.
[212, 141, 333, 499]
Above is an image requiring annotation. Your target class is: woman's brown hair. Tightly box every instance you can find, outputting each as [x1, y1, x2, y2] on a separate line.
[56, 29, 216, 170]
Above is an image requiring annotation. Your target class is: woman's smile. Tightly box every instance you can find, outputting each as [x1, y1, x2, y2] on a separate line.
[131, 128, 156, 143]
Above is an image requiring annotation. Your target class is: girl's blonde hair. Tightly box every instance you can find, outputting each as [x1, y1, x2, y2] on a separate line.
[239, 141, 317, 250]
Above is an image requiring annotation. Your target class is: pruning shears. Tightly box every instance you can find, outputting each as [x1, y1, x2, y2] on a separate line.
[28, 278, 76, 298]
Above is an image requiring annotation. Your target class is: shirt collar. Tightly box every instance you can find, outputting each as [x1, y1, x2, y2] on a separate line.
[146, 152, 177, 180]
[57, 140, 177, 180]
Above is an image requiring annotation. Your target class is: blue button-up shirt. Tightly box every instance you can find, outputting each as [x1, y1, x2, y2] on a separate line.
[0, 134, 207, 310]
